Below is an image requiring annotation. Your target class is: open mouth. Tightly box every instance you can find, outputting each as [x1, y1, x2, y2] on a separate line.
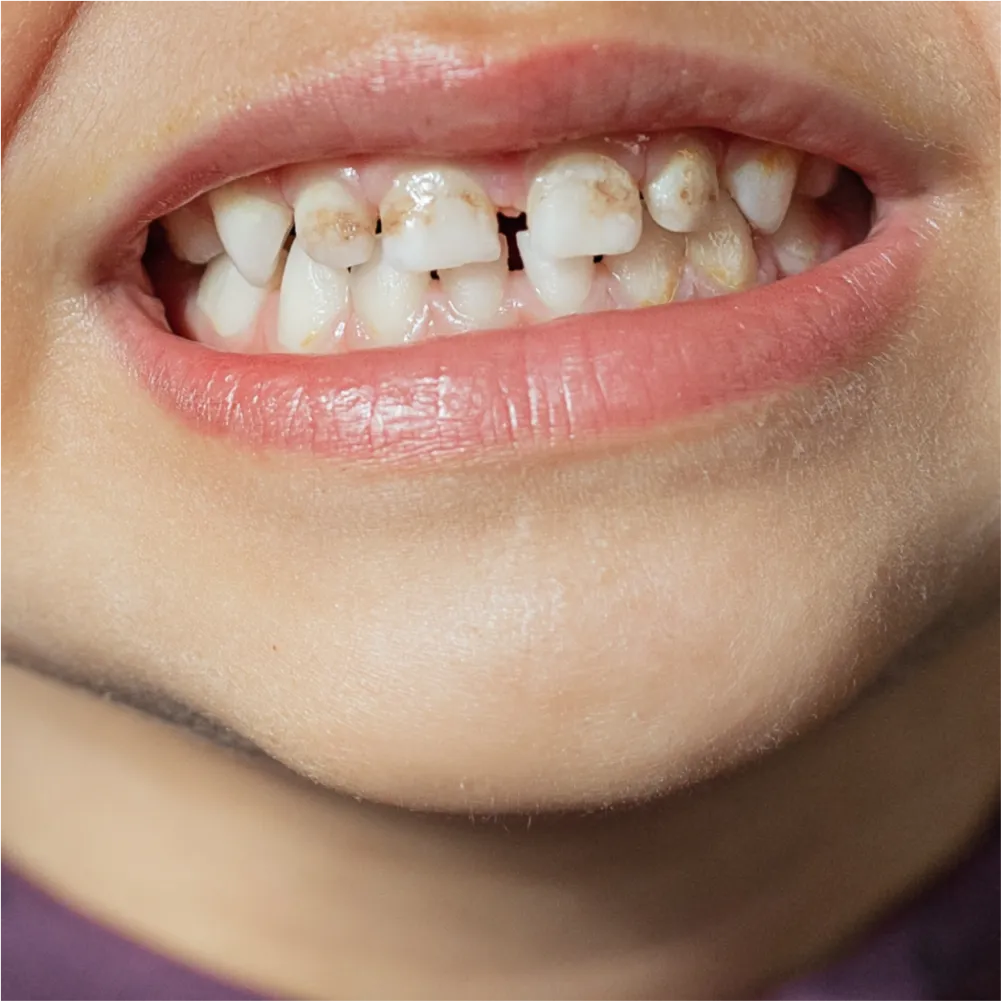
[101, 42, 927, 464]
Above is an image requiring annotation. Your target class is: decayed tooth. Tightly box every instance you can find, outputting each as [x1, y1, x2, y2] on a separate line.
[795, 155, 840, 198]
[276, 237, 349, 353]
[643, 134, 719, 233]
[380, 166, 500, 272]
[686, 193, 758, 294]
[722, 138, 800, 234]
[606, 212, 686, 307]
[527, 152, 642, 258]
[439, 242, 508, 330]
[208, 176, 292, 287]
[770, 197, 837, 276]
[350, 239, 431, 346]
[196, 253, 274, 340]
[517, 229, 594, 315]
[162, 199, 223, 264]
[289, 166, 376, 269]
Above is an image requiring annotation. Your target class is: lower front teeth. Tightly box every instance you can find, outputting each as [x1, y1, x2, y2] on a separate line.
[349, 239, 431, 346]
[276, 238, 350, 353]
[439, 248, 509, 330]
[516, 229, 595, 316]
[195, 253, 275, 343]
[686, 193, 758, 293]
[606, 211, 686, 307]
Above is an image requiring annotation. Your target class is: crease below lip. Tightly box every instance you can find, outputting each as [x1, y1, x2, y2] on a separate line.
[97, 40, 930, 278]
[104, 208, 924, 467]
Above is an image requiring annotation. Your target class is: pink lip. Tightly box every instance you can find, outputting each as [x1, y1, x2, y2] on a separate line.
[103, 42, 927, 464]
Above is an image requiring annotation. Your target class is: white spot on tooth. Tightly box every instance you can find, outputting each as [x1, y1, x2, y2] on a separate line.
[380, 166, 500, 272]
[527, 152, 642, 259]
[208, 176, 292, 287]
[277, 237, 349, 353]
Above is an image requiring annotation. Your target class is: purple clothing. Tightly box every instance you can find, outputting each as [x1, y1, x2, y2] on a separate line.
[3, 823, 998, 1001]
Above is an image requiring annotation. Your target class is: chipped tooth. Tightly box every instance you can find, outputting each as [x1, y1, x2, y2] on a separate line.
[439, 240, 509, 329]
[196, 253, 274, 340]
[289, 166, 376, 270]
[643, 134, 719, 233]
[686, 193, 758, 293]
[349, 239, 431, 346]
[208, 176, 292, 287]
[380, 166, 500, 272]
[722, 138, 800, 234]
[276, 237, 350, 353]
[795, 155, 840, 198]
[162, 199, 223, 264]
[516, 229, 594, 315]
[527, 152, 642, 259]
[606, 211, 686, 307]
[772, 197, 828, 276]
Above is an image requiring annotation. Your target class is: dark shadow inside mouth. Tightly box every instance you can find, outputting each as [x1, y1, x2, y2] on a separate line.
[499, 212, 528, 271]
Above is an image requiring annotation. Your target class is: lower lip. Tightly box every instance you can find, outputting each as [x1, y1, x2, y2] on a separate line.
[111, 213, 919, 465]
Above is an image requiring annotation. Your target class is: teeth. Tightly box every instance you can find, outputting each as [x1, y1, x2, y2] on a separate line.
[722, 139, 800, 234]
[527, 152, 642, 258]
[770, 197, 830, 276]
[208, 176, 293, 287]
[439, 242, 509, 330]
[380, 166, 500, 272]
[162, 199, 223, 264]
[606, 211, 686, 307]
[289, 166, 377, 269]
[276, 237, 350, 353]
[795, 155, 839, 198]
[516, 229, 594, 315]
[643, 134, 719, 233]
[686, 193, 758, 294]
[349, 239, 431, 346]
[196, 253, 274, 340]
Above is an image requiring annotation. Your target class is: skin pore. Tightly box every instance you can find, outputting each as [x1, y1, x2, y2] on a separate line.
[2, 4, 999, 998]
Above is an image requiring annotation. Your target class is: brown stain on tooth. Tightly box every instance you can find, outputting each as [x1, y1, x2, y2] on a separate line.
[307, 207, 370, 241]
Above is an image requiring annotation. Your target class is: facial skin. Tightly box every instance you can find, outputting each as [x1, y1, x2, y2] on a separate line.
[2, 4, 999, 998]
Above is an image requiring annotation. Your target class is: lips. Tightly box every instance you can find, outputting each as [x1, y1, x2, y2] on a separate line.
[100, 41, 930, 464]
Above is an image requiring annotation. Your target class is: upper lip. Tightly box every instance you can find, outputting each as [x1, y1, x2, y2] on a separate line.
[100, 39, 932, 277]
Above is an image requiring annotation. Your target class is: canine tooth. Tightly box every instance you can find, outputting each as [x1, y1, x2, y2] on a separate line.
[686, 193, 758, 293]
[196, 253, 273, 340]
[380, 166, 500, 272]
[606, 212, 686, 307]
[517, 229, 594, 315]
[439, 244, 508, 329]
[290, 166, 376, 269]
[162, 199, 223, 264]
[770, 197, 831, 276]
[643, 134, 719, 233]
[276, 237, 349, 353]
[208, 176, 292, 287]
[795, 155, 839, 198]
[722, 138, 800, 234]
[527, 152, 642, 258]
[350, 239, 431, 346]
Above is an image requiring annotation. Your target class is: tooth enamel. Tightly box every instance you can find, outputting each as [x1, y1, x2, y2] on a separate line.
[606, 212, 686, 307]
[795, 155, 839, 198]
[686, 193, 758, 293]
[162, 199, 223, 264]
[349, 239, 431, 346]
[276, 237, 350, 353]
[208, 176, 293, 287]
[643, 134, 719, 233]
[196, 253, 274, 340]
[770, 197, 827, 276]
[722, 139, 800, 235]
[527, 152, 642, 258]
[379, 166, 500, 272]
[516, 229, 594, 315]
[439, 242, 508, 329]
[290, 167, 377, 269]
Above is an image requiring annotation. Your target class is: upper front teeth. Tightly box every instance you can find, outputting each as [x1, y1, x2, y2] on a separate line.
[527, 153, 642, 259]
[643, 134, 719, 233]
[379, 166, 500, 272]
[287, 164, 377, 270]
[208, 175, 293, 287]
[722, 138, 800, 235]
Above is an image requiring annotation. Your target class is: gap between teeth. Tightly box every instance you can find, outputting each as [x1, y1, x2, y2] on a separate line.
[161, 132, 848, 354]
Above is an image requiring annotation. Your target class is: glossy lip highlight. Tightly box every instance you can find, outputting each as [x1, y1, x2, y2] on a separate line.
[100, 41, 927, 465]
